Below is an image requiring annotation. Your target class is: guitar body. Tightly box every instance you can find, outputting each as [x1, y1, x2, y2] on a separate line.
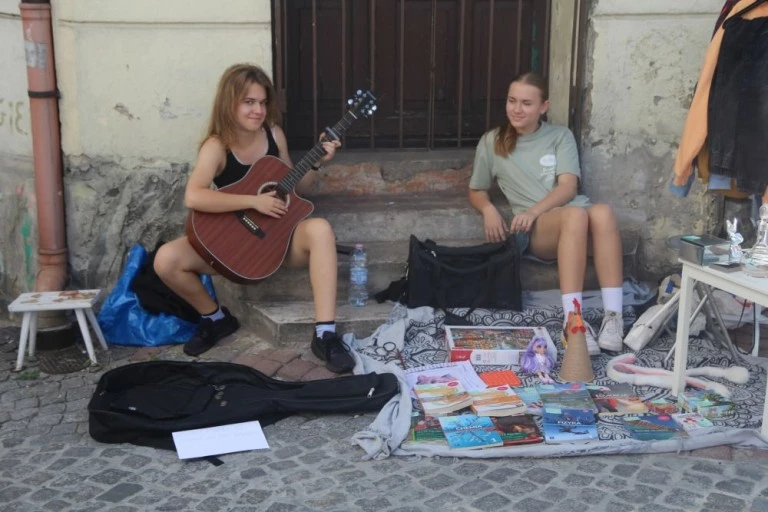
[186, 156, 314, 284]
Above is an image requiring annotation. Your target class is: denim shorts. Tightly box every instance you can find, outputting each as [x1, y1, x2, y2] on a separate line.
[513, 231, 556, 265]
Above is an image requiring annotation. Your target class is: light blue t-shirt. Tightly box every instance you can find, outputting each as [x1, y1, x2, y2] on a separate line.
[470, 122, 591, 215]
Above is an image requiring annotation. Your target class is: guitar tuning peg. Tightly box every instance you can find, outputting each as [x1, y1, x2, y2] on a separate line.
[347, 99, 353, 105]
[357, 89, 362, 95]
[372, 105, 377, 111]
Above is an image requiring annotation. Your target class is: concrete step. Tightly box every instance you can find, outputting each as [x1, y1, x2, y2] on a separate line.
[240, 300, 395, 346]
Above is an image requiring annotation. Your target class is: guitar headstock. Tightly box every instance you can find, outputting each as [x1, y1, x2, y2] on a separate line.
[347, 89, 377, 119]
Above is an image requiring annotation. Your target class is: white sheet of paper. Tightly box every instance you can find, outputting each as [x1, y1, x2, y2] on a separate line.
[172, 421, 269, 459]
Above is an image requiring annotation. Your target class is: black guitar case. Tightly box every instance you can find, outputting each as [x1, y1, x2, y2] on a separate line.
[88, 361, 399, 451]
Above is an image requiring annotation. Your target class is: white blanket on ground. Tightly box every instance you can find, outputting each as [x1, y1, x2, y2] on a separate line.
[347, 294, 768, 459]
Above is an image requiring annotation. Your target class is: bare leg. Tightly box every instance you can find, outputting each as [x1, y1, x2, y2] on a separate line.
[587, 204, 623, 288]
[284, 218, 337, 322]
[529, 206, 589, 294]
[154, 236, 218, 314]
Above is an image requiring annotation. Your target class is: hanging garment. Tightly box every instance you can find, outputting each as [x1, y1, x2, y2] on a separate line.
[709, 14, 768, 194]
[672, 0, 768, 195]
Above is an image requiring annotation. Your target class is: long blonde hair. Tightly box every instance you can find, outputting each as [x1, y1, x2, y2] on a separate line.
[494, 72, 549, 157]
[201, 63, 282, 150]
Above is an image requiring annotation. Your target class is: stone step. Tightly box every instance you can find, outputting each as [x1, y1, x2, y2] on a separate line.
[240, 300, 395, 346]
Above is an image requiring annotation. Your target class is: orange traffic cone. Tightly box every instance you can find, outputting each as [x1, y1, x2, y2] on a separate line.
[559, 299, 595, 382]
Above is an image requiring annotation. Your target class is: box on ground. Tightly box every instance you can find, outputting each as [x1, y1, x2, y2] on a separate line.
[445, 325, 557, 366]
[678, 389, 735, 419]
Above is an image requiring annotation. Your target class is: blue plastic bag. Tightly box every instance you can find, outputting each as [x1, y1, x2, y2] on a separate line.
[97, 244, 217, 346]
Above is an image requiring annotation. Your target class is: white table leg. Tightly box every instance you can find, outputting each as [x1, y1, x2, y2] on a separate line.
[672, 271, 695, 397]
[28, 312, 38, 357]
[84, 308, 108, 351]
[753, 304, 762, 357]
[74, 308, 98, 365]
[15, 313, 32, 371]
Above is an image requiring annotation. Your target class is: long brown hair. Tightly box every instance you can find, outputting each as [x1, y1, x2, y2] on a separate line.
[201, 63, 282, 150]
[493, 72, 549, 157]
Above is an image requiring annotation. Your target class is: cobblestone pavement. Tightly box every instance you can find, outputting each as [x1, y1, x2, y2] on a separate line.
[2, 324, 768, 512]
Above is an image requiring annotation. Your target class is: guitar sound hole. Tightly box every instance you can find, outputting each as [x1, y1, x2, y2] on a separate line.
[258, 182, 290, 206]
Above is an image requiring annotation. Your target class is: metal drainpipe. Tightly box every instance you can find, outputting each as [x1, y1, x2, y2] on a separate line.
[20, 0, 68, 295]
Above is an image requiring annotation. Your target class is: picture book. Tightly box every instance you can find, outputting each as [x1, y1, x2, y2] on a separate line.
[537, 383, 598, 413]
[541, 407, 598, 444]
[671, 413, 715, 434]
[622, 414, 688, 441]
[587, 383, 648, 416]
[405, 361, 486, 399]
[516, 386, 544, 415]
[409, 411, 447, 443]
[445, 325, 557, 366]
[413, 380, 474, 416]
[469, 385, 527, 417]
[491, 415, 544, 446]
[479, 369, 522, 387]
[645, 398, 678, 415]
[678, 390, 735, 419]
[437, 414, 504, 450]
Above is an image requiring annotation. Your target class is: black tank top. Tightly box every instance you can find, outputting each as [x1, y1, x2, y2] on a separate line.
[214, 125, 280, 188]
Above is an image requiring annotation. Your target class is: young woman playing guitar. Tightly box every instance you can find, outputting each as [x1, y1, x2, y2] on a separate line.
[154, 63, 354, 373]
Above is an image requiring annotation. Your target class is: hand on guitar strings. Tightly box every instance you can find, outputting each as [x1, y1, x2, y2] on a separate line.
[253, 190, 288, 218]
[317, 133, 342, 164]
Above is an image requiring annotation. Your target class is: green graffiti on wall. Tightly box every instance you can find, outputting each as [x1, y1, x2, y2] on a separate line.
[19, 194, 35, 289]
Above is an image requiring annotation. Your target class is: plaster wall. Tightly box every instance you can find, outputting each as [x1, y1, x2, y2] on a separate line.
[49, 0, 273, 289]
[580, 0, 725, 278]
[0, 2, 37, 298]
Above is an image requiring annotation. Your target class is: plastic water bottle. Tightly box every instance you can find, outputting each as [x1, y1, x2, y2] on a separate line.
[349, 243, 368, 307]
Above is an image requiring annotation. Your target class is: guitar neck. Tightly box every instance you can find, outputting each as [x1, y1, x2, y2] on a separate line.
[278, 110, 360, 193]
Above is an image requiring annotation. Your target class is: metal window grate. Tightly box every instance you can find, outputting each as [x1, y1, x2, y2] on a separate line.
[273, 0, 553, 150]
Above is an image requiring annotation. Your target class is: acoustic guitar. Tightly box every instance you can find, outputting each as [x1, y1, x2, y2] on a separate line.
[186, 89, 377, 284]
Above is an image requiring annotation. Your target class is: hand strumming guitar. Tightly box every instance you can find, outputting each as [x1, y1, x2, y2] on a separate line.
[252, 190, 288, 218]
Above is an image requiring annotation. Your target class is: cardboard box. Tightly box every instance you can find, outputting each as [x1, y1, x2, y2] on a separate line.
[679, 235, 731, 265]
[445, 325, 556, 366]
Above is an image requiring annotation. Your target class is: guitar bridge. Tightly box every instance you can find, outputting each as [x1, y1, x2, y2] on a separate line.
[236, 211, 266, 239]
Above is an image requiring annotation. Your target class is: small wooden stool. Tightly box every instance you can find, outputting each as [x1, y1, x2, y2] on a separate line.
[8, 289, 108, 371]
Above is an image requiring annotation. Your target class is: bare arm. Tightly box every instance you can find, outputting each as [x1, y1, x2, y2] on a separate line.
[469, 188, 507, 243]
[510, 173, 579, 233]
[292, 128, 341, 196]
[184, 137, 287, 218]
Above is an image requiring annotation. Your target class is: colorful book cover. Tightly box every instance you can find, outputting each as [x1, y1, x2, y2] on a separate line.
[587, 383, 649, 416]
[479, 369, 522, 387]
[516, 386, 543, 415]
[445, 326, 557, 366]
[469, 385, 526, 416]
[414, 381, 473, 416]
[405, 361, 486, 398]
[678, 390, 735, 419]
[671, 413, 715, 433]
[622, 414, 688, 441]
[491, 415, 544, 446]
[541, 407, 598, 444]
[537, 383, 598, 413]
[646, 398, 678, 415]
[437, 414, 504, 450]
[409, 411, 447, 443]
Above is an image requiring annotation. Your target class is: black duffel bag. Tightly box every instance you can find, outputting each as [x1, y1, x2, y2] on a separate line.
[376, 235, 522, 313]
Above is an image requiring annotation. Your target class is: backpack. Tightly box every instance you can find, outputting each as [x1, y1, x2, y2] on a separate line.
[88, 361, 399, 451]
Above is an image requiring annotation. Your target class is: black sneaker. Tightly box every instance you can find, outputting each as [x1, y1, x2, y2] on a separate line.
[183, 308, 240, 357]
[311, 331, 355, 374]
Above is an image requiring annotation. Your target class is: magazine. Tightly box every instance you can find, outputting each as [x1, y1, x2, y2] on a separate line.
[469, 385, 527, 417]
[405, 361, 486, 399]
[437, 414, 504, 450]
[622, 414, 687, 441]
[413, 380, 474, 416]
[515, 386, 544, 415]
[491, 415, 544, 446]
[541, 407, 598, 444]
[537, 383, 598, 413]
[587, 383, 648, 416]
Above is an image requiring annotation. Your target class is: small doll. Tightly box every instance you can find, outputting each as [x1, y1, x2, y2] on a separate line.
[520, 336, 555, 384]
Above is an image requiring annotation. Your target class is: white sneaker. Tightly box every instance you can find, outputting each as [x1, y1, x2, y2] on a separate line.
[562, 319, 601, 357]
[598, 310, 624, 352]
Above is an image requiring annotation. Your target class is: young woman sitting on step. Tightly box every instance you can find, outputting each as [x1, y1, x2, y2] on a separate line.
[468, 71, 625, 354]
